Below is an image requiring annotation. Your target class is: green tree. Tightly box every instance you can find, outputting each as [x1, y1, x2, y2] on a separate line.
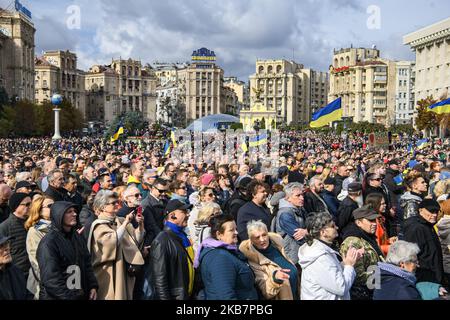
[415, 96, 439, 132]
[13, 100, 37, 136]
[0, 106, 15, 137]
[59, 99, 84, 133]
[34, 102, 54, 136]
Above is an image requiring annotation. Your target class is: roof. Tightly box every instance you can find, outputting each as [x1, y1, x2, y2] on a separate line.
[186, 114, 240, 132]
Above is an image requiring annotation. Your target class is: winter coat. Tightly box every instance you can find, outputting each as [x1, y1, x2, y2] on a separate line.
[149, 227, 192, 300]
[88, 215, 145, 300]
[298, 239, 356, 300]
[240, 233, 298, 300]
[199, 246, 258, 300]
[384, 168, 406, 208]
[336, 196, 359, 237]
[404, 215, 444, 284]
[223, 191, 248, 221]
[237, 201, 272, 242]
[117, 204, 159, 248]
[333, 174, 346, 197]
[436, 216, 450, 274]
[275, 199, 307, 264]
[320, 190, 339, 218]
[36, 201, 98, 300]
[0, 263, 29, 300]
[141, 193, 167, 231]
[304, 191, 329, 215]
[0, 203, 11, 224]
[400, 192, 423, 220]
[26, 219, 51, 299]
[0, 214, 30, 278]
[340, 223, 384, 300]
[373, 262, 422, 300]
[44, 185, 68, 202]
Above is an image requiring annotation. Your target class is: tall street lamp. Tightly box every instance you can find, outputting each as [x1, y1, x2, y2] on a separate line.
[51, 94, 63, 140]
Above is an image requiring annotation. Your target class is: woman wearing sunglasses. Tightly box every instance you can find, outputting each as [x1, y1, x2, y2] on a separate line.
[25, 195, 54, 299]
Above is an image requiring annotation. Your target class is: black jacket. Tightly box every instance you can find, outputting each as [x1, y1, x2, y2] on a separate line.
[45, 185, 68, 202]
[36, 201, 98, 300]
[66, 190, 83, 209]
[223, 191, 248, 221]
[79, 205, 96, 241]
[337, 196, 359, 237]
[304, 191, 329, 215]
[0, 263, 29, 300]
[333, 174, 346, 197]
[0, 203, 10, 224]
[149, 227, 191, 300]
[0, 214, 30, 277]
[237, 201, 272, 242]
[384, 168, 406, 208]
[142, 194, 167, 231]
[403, 215, 444, 284]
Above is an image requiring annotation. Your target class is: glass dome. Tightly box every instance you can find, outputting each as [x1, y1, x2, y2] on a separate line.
[186, 114, 240, 132]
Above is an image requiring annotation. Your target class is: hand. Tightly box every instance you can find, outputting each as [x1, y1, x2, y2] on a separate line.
[343, 247, 360, 267]
[135, 213, 144, 225]
[125, 212, 135, 225]
[274, 269, 291, 282]
[439, 287, 448, 296]
[143, 245, 151, 258]
[89, 289, 97, 300]
[293, 228, 308, 241]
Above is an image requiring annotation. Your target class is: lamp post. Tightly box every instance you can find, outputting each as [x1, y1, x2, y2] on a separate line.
[51, 94, 63, 140]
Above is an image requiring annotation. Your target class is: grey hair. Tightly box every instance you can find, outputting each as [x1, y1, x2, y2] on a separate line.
[93, 190, 117, 211]
[308, 175, 323, 188]
[246, 220, 268, 238]
[123, 184, 139, 198]
[386, 240, 420, 266]
[305, 211, 334, 245]
[82, 166, 95, 176]
[15, 172, 31, 182]
[47, 169, 63, 184]
[284, 182, 304, 198]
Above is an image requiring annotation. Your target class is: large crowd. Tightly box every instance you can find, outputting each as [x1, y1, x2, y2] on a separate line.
[0, 130, 450, 300]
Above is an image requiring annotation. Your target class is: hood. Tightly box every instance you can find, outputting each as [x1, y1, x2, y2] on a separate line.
[298, 239, 336, 269]
[400, 191, 422, 203]
[437, 216, 450, 239]
[278, 198, 298, 210]
[50, 201, 78, 232]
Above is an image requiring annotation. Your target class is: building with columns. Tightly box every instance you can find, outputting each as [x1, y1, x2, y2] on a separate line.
[0, 8, 35, 101]
[403, 17, 450, 108]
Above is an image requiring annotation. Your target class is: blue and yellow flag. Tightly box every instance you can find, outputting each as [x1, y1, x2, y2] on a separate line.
[393, 174, 404, 186]
[163, 141, 172, 157]
[310, 97, 342, 128]
[241, 142, 248, 153]
[249, 133, 268, 147]
[416, 138, 428, 150]
[428, 98, 450, 115]
[110, 121, 124, 142]
[170, 130, 178, 148]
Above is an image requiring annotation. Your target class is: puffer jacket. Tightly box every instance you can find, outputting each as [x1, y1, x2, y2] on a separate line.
[36, 201, 98, 300]
[436, 216, 450, 274]
[275, 199, 307, 264]
[400, 192, 423, 220]
[298, 239, 356, 300]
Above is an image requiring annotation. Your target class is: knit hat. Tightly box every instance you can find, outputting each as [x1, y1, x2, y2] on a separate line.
[9, 193, 31, 213]
[200, 174, 215, 186]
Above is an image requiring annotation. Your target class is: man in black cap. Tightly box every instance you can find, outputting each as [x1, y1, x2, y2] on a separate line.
[15, 181, 36, 194]
[223, 177, 252, 221]
[0, 235, 29, 300]
[340, 205, 384, 300]
[250, 167, 265, 183]
[149, 199, 194, 300]
[321, 177, 339, 219]
[404, 199, 444, 284]
[337, 182, 363, 238]
[384, 159, 406, 208]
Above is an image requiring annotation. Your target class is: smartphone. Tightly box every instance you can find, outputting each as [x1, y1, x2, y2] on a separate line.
[136, 206, 143, 218]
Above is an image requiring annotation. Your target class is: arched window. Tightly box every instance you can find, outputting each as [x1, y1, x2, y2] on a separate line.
[268, 65, 273, 74]
[258, 66, 264, 74]
[276, 65, 282, 73]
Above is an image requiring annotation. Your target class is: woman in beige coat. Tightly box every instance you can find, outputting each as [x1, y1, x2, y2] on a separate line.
[88, 190, 145, 300]
[25, 195, 54, 299]
[239, 220, 300, 300]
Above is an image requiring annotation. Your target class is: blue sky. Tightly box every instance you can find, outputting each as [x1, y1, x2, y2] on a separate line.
[2, 0, 450, 80]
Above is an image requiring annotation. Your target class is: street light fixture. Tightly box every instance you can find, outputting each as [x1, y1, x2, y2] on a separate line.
[51, 94, 63, 140]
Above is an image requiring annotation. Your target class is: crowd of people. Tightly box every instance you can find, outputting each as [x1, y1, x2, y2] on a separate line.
[0, 130, 450, 300]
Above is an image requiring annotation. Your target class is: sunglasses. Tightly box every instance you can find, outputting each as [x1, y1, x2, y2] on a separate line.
[129, 193, 142, 198]
[371, 178, 382, 181]
[155, 188, 167, 193]
[107, 200, 119, 206]
[20, 202, 32, 207]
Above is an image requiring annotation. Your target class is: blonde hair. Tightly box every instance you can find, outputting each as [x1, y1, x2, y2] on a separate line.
[196, 202, 221, 225]
[25, 195, 52, 230]
[113, 185, 127, 202]
[434, 180, 450, 200]
[319, 167, 331, 181]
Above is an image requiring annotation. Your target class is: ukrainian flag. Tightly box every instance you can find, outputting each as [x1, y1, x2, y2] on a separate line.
[170, 130, 178, 148]
[416, 138, 428, 150]
[241, 142, 248, 152]
[249, 133, 268, 147]
[310, 98, 342, 128]
[428, 98, 450, 115]
[110, 121, 124, 142]
[163, 141, 172, 157]
[393, 174, 404, 186]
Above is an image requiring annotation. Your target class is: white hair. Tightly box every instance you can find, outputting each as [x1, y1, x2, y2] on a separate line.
[386, 240, 420, 266]
[93, 190, 116, 211]
[284, 182, 303, 198]
[246, 220, 268, 238]
[308, 175, 322, 188]
[123, 184, 139, 198]
[15, 172, 31, 182]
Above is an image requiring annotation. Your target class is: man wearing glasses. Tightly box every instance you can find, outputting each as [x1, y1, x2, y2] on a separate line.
[0, 193, 32, 279]
[142, 178, 169, 231]
[0, 235, 29, 300]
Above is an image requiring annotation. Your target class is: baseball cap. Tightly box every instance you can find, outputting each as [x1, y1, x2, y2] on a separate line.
[15, 180, 33, 191]
[164, 199, 193, 216]
[418, 199, 440, 213]
[348, 182, 362, 193]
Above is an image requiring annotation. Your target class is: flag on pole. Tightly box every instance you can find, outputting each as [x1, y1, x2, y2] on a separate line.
[110, 121, 124, 143]
[310, 97, 342, 128]
[416, 138, 428, 150]
[427, 97, 450, 115]
[170, 130, 178, 148]
[163, 140, 172, 157]
[249, 133, 268, 147]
